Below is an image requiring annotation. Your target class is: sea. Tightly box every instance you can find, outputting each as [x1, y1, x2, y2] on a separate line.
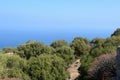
[0, 30, 111, 49]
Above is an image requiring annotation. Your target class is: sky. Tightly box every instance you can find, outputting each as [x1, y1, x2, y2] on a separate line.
[0, 0, 120, 48]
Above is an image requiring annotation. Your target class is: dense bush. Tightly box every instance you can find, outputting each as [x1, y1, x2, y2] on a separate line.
[70, 37, 90, 57]
[27, 54, 68, 80]
[50, 40, 68, 48]
[90, 46, 116, 58]
[78, 53, 94, 80]
[17, 41, 54, 59]
[0, 54, 30, 80]
[3, 69, 31, 80]
[3, 47, 17, 54]
[90, 38, 105, 47]
[56, 46, 75, 65]
[111, 28, 120, 37]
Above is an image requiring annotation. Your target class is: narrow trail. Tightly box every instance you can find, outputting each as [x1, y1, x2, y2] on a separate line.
[67, 59, 81, 80]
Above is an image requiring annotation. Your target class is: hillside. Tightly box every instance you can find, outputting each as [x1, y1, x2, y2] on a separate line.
[0, 28, 120, 80]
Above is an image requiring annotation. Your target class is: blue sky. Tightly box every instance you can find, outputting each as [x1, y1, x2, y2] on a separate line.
[1, 0, 120, 32]
[0, 0, 120, 47]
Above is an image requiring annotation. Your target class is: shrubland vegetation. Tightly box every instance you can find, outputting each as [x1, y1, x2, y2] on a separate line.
[0, 28, 120, 80]
[88, 53, 116, 80]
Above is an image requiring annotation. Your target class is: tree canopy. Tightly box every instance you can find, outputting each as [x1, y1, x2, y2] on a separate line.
[0, 54, 30, 80]
[111, 28, 120, 37]
[27, 54, 68, 80]
[50, 40, 67, 48]
[17, 41, 54, 59]
[70, 37, 90, 57]
[56, 46, 75, 65]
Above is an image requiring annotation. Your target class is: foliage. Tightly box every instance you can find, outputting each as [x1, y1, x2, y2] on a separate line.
[0, 50, 4, 54]
[90, 38, 116, 58]
[70, 37, 90, 57]
[17, 41, 54, 59]
[104, 36, 120, 46]
[56, 46, 75, 65]
[50, 40, 67, 48]
[90, 46, 104, 57]
[78, 53, 94, 80]
[0, 54, 30, 80]
[5, 55, 27, 69]
[27, 54, 68, 80]
[90, 38, 105, 47]
[111, 28, 120, 37]
[3, 47, 17, 54]
[2, 69, 31, 80]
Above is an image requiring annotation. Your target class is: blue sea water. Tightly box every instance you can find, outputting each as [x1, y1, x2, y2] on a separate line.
[0, 30, 112, 49]
[0, 31, 75, 49]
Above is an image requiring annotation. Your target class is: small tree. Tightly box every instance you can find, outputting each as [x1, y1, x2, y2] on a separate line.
[78, 53, 94, 80]
[70, 37, 90, 57]
[104, 36, 120, 46]
[17, 41, 54, 59]
[90, 38, 105, 47]
[0, 54, 30, 80]
[27, 54, 68, 80]
[111, 28, 120, 37]
[50, 40, 67, 48]
[56, 46, 75, 65]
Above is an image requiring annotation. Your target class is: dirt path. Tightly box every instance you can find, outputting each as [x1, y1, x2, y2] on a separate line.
[67, 59, 81, 80]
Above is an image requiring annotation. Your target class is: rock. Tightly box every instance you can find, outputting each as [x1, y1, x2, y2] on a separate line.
[67, 59, 81, 80]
